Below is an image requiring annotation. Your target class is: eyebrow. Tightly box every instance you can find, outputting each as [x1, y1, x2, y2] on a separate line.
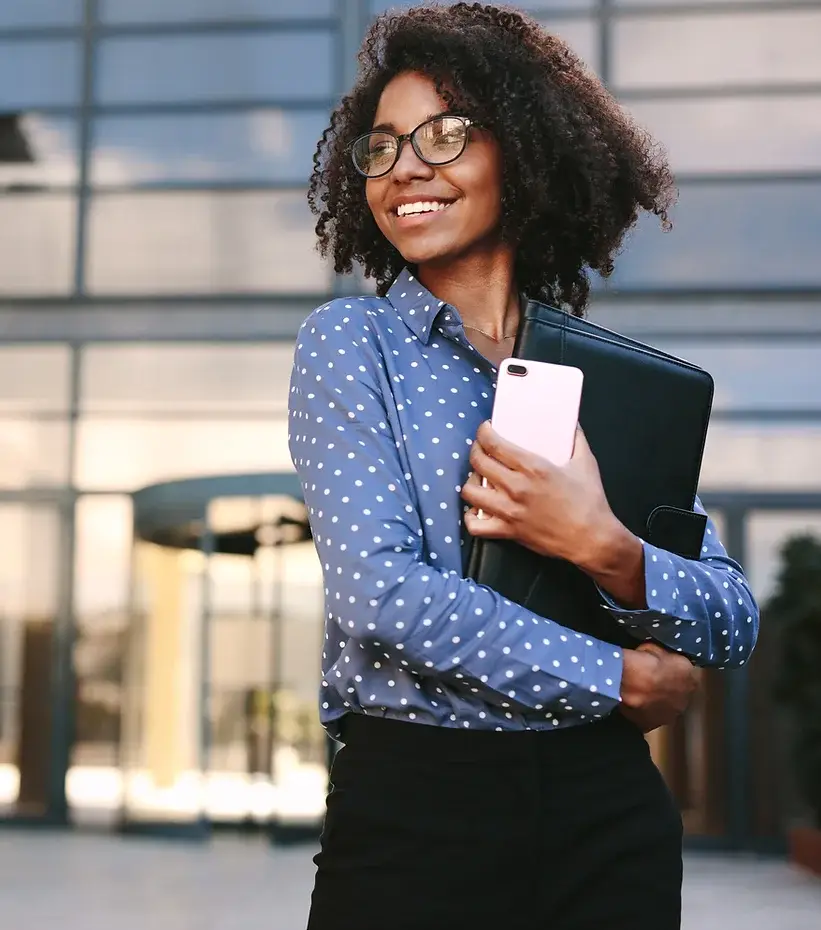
[370, 110, 450, 133]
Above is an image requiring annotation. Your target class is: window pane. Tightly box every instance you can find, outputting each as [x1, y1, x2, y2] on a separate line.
[699, 424, 821, 492]
[87, 191, 326, 294]
[75, 418, 292, 490]
[537, 16, 599, 71]
[0, 0, 82, 27]
[71, 494, 133, 820]
[0, 194, 76, 295]
[0, 41, 81, 109]
[627, 96, 821, 174]
[0, 346, 71, 414]
[100, 0, 334, 22]
[0, 115, 79, 188]
[95, 33, 334, 105]
[0, 419, 70, 488]
[648, 342, 821, 413]
[0, 504, 62, 818]
[614, 11, 821, 90]
[80, 344, 295, 414]
[744, 510, 821, 840]
[90, 110, 326, 187]
[608, 180, 821, 289]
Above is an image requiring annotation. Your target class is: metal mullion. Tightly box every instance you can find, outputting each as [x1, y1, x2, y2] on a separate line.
[717, 506, 751, 851]
[617, 82, 821, 101]
[92, 18, 338, 38]
[672, 171, 821, 185]
[73, 0, 97, 297]
[599, 0, 613, 88]
[85, 98, 335, 115]
[699, 492, 821, 511]
[0, 292, 329, 307]
[90, 180, 313, 194]
[612, 0, 821, 18]
[0, 26, 83, 41]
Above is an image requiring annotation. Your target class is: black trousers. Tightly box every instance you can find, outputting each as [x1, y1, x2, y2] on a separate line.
[306, 712, 683, 930]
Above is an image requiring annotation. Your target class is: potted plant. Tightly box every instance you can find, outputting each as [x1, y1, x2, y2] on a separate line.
[768, 534, 821, 876]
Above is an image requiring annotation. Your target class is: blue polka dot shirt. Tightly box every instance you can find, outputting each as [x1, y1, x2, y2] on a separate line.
[287, 267, 760, 738]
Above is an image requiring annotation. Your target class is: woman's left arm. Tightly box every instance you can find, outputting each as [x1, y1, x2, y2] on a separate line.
[594, 497, 759, 669]
[462, 422, 760, 670]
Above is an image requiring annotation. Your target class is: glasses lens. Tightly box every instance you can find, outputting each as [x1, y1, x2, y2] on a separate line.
[415, 116, 468, 165]
[352, 132, 397, 177]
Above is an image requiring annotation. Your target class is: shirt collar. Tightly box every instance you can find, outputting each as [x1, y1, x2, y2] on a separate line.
[385, 267, 458, 345]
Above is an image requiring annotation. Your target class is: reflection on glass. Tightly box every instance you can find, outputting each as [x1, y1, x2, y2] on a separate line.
[80, 344, 295, 415]
[746, 512, 821, 840]
[0, 194, 76, 295]
[700, 424, 821, 492]
[0, 419, 70, 489]
[91, 110, 327, 187]
[205, 495, 325, 823]
[0, 41, 81, 110]
[101, 0, 334, 21]
[87, 191, 328, 294]
[68, 495, 133, 825]
[0, 116, 79, 189]
[614, 11, 821, 90]
[120, 540, 206, 825]
[0, 346, 70, 415]
[647, 512, 730, 837]
[0, 0, 82, 26]
[74, 417, 292, 491]
[0, 505, 61, 819]
[627, 97, 821, 174]
[609, 180, 821, 288]
[95, 33, 334, 105]
[647, 341, 821, 413]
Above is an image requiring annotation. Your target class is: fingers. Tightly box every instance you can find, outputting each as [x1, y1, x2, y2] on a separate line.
[463, 508, 514, 540]
[461, 476, 520, 523]
[468, 438, 516, 492]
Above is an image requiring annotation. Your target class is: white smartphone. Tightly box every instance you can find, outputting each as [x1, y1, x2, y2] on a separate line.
[478, 359, 584, 516]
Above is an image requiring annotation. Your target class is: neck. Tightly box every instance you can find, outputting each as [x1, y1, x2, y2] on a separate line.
[416, 245, 520, 341]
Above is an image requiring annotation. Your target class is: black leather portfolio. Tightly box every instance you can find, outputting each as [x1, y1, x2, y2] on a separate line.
[464, 300, 715, 649]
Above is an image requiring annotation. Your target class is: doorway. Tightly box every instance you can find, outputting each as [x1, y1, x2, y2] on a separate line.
[0, 496, 72, 824]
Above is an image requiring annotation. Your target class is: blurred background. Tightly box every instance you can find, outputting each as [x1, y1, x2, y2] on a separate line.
[1, 0, 820, 874]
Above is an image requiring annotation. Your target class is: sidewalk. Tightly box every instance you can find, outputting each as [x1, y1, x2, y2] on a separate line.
[0, 829, 819, 929]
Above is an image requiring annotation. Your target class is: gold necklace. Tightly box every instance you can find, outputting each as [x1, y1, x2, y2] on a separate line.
[464, 323, 518, 343]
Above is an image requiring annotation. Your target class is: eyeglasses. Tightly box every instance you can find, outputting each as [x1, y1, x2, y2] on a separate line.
[350, 115, 476, 179]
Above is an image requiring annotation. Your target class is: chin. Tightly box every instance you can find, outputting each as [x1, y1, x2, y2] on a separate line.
[393, 236, 462, 268]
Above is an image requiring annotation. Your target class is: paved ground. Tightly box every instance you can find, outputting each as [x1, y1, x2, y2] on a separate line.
[0, 830, 819, 929]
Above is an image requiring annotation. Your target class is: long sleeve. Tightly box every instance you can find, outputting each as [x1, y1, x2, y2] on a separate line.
[288, 308, 624, 723]
[600, 499, 759, 668]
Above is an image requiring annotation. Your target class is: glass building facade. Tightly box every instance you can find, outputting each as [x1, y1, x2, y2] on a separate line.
[1, 0, 820, 850]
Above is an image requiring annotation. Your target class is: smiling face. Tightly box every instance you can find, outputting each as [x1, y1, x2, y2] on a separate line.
[364, 71, 505, 269]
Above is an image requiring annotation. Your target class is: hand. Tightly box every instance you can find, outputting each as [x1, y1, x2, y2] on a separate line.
[619, 642, 700, 733]
[461, 421, 620, 573]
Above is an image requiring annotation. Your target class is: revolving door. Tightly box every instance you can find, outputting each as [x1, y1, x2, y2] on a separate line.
[119, 474, 327, 839]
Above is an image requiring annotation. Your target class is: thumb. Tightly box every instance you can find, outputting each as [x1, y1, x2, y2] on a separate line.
[571, 423, 592, 460]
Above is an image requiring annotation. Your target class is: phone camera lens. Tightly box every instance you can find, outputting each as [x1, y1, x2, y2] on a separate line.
[508, 364, 528, 376]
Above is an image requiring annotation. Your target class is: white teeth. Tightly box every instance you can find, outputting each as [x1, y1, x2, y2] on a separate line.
[396, 200, 451, 217]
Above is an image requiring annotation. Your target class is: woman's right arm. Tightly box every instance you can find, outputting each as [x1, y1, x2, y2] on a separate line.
[287, 305, 624, 724]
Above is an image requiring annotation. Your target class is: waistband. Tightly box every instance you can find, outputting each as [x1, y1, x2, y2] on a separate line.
[336, 710, 645, 765]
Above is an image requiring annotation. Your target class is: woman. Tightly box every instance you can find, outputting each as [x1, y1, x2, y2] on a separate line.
[288, 5, 759, 928]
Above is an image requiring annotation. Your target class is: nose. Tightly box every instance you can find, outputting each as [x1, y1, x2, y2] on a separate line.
[391, 138, 435, 183]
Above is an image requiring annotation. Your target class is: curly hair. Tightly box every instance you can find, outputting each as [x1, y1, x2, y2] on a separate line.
[307, 2, 676, 316]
